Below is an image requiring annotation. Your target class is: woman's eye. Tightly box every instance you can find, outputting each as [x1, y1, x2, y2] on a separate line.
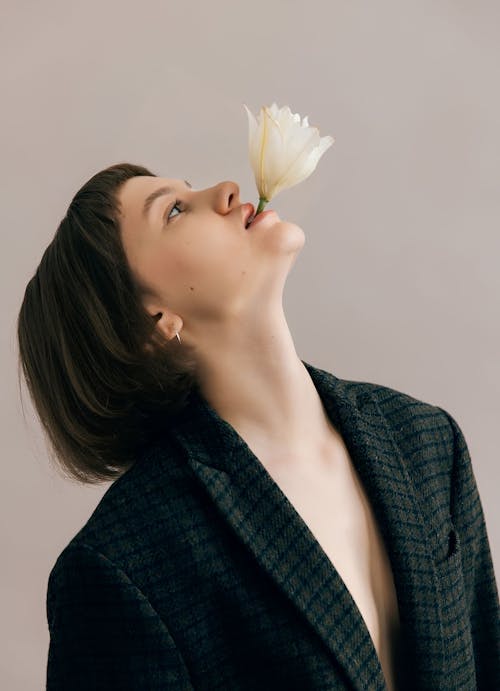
[164, 200, 183, 225]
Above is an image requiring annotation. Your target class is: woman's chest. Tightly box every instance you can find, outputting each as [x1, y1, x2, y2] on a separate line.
[263, 438, 402, 690]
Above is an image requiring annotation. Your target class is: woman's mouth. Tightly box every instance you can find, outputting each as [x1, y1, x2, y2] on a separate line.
[246, 210, 277, 229]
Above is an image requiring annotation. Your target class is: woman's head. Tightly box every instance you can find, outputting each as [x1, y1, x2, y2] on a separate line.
[17, 162, 304, 485]
[17, 163, 199, 485]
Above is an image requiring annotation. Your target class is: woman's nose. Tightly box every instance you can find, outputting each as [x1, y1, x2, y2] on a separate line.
[213, 181, 240, 214]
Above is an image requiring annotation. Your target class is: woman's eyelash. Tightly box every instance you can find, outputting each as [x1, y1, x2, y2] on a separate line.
[163, 200, 183, 225]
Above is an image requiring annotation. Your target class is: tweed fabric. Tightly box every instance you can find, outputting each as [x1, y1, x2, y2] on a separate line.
[46, 360, 500, 690]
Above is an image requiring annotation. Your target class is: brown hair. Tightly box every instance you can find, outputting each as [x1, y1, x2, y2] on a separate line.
[17, 163, 199, 485]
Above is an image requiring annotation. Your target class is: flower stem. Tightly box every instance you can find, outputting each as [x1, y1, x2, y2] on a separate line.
[255, 197, 268, 215]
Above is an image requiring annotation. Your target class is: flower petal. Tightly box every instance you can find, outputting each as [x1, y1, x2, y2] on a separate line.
[244, 102, 334, 202]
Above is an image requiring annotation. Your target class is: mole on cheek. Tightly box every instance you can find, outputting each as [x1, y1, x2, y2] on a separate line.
[189, 286, 194, 291]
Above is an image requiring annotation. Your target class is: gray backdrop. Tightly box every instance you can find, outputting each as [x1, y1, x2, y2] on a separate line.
[2, 1, 499, 688]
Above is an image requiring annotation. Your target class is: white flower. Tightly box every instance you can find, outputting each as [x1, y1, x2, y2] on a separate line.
[243, 102, 334, 216]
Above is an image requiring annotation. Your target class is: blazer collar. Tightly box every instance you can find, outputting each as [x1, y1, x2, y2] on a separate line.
[169, 360, 446, 690]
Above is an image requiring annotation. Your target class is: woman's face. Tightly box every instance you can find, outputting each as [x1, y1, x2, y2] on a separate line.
[117, 175, 304, 328]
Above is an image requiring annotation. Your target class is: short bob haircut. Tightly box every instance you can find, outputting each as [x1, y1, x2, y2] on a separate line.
[17, 163, 199, 485]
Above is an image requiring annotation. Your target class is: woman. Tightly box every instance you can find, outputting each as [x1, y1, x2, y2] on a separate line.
[18, 163, 500, 690]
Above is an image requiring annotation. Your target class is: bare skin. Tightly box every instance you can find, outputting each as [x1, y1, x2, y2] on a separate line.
[118, 175, 401, 688]
[263, 432, 402, 691]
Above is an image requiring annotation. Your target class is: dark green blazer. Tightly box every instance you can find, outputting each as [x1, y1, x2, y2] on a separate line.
[46, 360, 500, 690]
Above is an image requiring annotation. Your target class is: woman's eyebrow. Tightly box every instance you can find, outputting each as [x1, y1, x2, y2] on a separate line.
[142, 180, 192, 220]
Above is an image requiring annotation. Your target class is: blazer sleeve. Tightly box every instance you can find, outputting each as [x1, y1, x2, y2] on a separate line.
[46, 542, 194, 690]
[437, 406, 500, 688]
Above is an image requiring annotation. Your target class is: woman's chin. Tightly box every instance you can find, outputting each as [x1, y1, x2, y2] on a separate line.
[257, 218, 306, 254]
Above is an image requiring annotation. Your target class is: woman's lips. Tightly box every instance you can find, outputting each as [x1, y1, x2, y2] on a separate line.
[246, 209, 277, 229]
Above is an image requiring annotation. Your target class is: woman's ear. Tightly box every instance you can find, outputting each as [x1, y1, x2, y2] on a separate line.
[141, 301, 184, 353]
[151, 310, 183, 342]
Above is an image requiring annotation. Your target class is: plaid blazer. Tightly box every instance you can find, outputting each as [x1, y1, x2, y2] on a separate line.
[46, 360, 500, 690]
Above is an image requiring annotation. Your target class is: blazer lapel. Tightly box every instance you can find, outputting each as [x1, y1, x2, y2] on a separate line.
[169, 360, 446, 690]
[299, 363, 448, 687]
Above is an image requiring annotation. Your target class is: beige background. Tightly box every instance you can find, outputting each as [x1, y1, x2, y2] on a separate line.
[2, 1, 499, 687]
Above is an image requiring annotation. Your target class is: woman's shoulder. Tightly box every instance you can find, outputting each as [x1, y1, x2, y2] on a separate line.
[48, 434, 191, 572]
[340, 371, 453, 433]
[303, 359, 455, 455]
